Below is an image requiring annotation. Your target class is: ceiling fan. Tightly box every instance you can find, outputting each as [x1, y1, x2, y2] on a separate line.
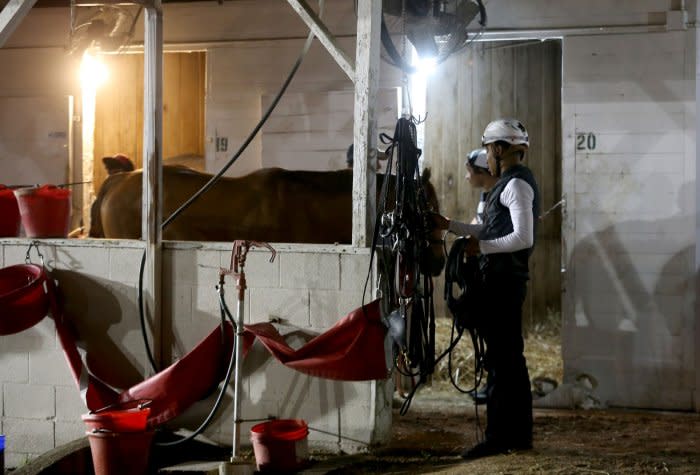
[379, 0, 487, 73]
[68, 2, 142, 55]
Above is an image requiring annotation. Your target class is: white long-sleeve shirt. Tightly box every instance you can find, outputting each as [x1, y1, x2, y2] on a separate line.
[448, 178, 535, 254]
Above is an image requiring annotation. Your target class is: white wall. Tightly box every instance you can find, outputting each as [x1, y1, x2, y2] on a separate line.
[205, 36, 401, 176]
[0, 240, 388, 467]
[562, 30, 696, 409]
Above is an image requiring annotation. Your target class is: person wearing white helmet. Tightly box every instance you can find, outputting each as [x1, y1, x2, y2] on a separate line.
[432, 118, 540, 459]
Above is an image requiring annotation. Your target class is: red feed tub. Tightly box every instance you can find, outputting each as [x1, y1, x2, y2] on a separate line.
[13, 185, 71, 238]
[0, 185, 20, 237]
[0, 264, 49, 335]
[250, 419, 309, 473]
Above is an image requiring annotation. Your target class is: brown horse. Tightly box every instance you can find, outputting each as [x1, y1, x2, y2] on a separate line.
[89, 163, 445, 274]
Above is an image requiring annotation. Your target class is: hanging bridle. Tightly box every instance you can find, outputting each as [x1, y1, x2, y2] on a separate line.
[373, 116, 437, 414]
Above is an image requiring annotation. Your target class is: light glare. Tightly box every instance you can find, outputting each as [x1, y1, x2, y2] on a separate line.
[80, 50, 108, 89]
[414, 56, 437, 77]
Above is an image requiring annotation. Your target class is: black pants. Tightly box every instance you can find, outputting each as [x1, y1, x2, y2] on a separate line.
[482, 275, 533, 446]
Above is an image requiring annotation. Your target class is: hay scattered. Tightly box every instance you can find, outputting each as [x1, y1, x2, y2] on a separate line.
[429, 310, 563, 392]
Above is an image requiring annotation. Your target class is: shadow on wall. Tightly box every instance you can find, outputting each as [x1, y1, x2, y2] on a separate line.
[52, 269, 145, 391]
[565, 179, 694, 408]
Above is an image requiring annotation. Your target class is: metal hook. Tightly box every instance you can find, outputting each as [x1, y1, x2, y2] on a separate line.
[25, 240, 44, 266]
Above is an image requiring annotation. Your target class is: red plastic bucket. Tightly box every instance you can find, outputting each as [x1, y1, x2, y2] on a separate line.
[0, 185, 20, 237]
[250, 419, 309, 473]
[86, 429, 154, 475]
[0, 264, 49, 335]
[82, 405, 151, 433]
[13, 185, 71, 238]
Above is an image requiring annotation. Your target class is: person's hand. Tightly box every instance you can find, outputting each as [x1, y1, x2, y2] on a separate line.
[429, 212, 449, 231]
[465, 235, 480, 256]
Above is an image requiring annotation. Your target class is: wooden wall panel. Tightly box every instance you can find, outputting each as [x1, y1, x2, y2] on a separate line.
[425, 41, 562, 329]
[93, 52, 205, 193]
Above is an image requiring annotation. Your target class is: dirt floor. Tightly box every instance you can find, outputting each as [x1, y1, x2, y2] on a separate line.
[307, 317, 699, 475]
[309, 390, 700, 475]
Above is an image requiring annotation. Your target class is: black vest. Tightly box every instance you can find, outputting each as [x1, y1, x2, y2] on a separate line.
[478, 164, 540, 279]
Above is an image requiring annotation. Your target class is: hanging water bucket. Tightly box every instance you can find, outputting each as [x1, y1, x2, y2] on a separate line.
[0, 264, 49, 335]
[13, 185, 71, 238]
[84, 400, 155, 475]
[86, 429, 155, 475]
[82, 400, 152, 433]
[0, 185, 20, 237]
[250, 419, 309, 473]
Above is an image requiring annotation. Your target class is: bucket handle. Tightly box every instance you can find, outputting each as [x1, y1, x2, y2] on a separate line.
[25, 240, 44, 266]
[89, 399, 152, 415]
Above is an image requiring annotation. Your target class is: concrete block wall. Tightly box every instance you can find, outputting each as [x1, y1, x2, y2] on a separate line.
[205, 37, 401, 177]
[561, 30, 696, 409]
[0, 239, 388, 467]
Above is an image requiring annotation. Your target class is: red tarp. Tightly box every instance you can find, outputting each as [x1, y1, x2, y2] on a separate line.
[0, 261, 388, 427]
[53, 287, 387, 427]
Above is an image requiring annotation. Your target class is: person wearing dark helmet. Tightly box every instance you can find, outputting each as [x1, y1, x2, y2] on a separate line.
[433, 118, 540, 459]
[463, 146, 498, 406]
[466, 147, 498, 225]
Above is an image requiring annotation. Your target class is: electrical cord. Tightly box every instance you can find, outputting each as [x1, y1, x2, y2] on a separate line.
[155, 287, 237, 447]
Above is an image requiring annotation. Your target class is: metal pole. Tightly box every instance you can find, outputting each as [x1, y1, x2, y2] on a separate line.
[142, 0, 163, 373]
[231, 258, 247, 461]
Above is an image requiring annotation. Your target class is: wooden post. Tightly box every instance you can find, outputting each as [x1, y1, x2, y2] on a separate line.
[0, 0, 37, 47]
[286, 0, 355, 81]
[695, 24, 700, 412]
[352, 0, 381, 247]
[142, 0, 163, 371]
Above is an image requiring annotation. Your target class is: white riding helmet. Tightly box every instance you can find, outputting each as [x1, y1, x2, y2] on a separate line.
[481, 119, 529, 147]
[466, 147, 488, 170]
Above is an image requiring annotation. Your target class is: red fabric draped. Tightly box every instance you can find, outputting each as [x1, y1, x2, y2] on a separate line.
[48, 286, 386, 426]
[242, 298, 388, 381]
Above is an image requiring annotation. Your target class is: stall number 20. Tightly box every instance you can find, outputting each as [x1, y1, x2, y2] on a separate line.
[576, 132, 597, 151]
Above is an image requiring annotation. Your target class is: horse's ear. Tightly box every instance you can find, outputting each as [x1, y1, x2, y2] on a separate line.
[103, 154, 135, 175]
[421, 167, 432, 182]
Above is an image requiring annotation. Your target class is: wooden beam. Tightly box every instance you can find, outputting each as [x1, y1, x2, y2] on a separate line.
[286, 0, 355, 81]
[0, 0, 38, 47]
[142, 0, 163, 371]
[351, 0, 380, 247]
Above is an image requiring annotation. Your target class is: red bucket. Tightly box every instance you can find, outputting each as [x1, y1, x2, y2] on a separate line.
[0, 264, 49, 335]
[13, 185, 71, 238]
[0, 185, 20, 237]
[82, 401, 152, 433]
[250, 419, 309, 473]
[86, 429, 154, 475]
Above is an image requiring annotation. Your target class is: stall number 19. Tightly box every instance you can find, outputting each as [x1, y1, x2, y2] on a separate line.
[576, 132, 597, 151]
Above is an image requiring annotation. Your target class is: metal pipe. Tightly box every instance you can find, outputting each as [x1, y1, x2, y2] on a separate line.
[231, 260, 246, 461]
[142, 0, 163, 371]
[474, 24, 669, 41]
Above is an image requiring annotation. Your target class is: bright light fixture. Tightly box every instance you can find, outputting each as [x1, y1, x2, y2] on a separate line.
[413, 56, 438, 77]
[80, 49, 108, 90]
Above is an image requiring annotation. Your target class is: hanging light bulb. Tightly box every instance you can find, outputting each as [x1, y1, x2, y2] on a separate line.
[80, 48, 108, 90]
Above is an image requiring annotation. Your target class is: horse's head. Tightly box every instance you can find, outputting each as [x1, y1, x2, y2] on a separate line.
[420, 168, 446, 276]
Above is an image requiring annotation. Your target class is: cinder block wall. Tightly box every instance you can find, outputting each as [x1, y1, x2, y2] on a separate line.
[561, 29, 696, 410]
[0, 240, 389, 468]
